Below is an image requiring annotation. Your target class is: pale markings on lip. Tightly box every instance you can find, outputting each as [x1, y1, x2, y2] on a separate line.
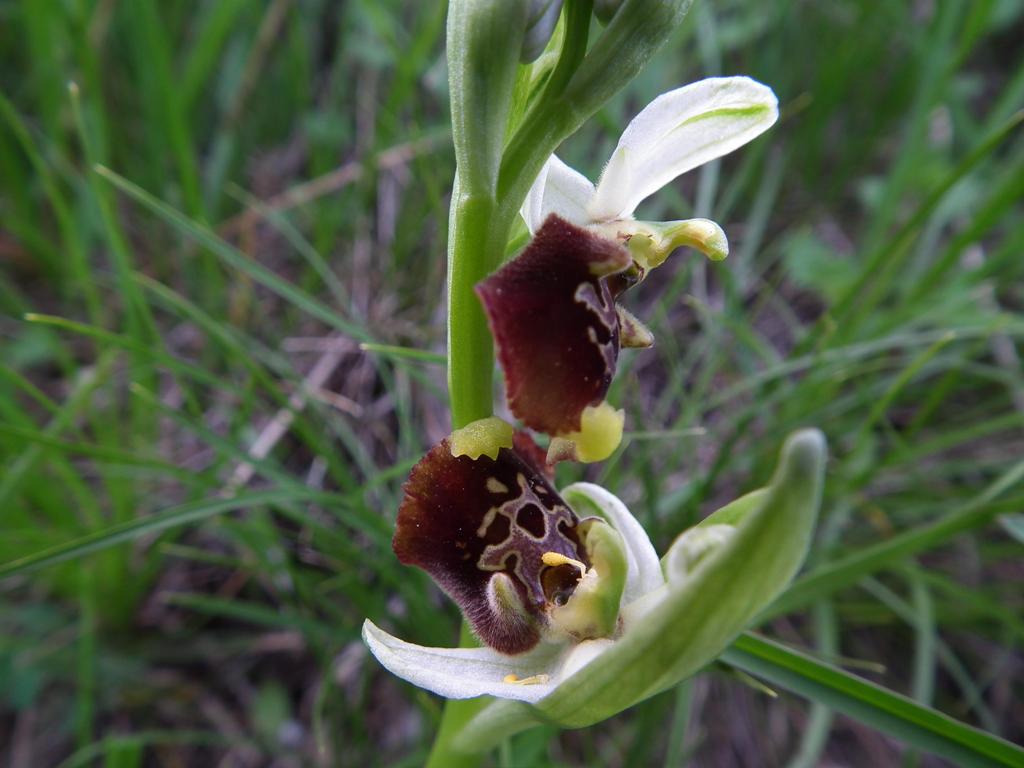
[476, 507, 499, 538]
[574, 282, 617, 373]
[476, 473, 578, 605]
[486, 477, 509, 494]
[529, 480, 558, 504]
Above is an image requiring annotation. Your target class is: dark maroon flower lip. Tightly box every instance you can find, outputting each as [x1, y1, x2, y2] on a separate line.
[394, 433, 589, 654]
[476, 215, 633, 438]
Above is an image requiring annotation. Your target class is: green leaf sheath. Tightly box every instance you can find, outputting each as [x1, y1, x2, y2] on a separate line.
[447, 0, 528, 197]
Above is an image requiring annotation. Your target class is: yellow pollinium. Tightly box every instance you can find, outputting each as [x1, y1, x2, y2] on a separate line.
[541, 551, 588, 578]
[503, 673, 551, 685]
[549, 402, 625, 464]
[449, 417, 514, 460]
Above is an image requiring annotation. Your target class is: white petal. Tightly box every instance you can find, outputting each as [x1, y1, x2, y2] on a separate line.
[520, 154, 595, 233]
[561, 483, 664, 603]
[589, 77, 779, 221]
[520, 159, 550, 234]
[361, 620, 559, 703]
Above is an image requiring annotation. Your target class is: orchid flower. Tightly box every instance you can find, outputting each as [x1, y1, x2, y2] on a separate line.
[364, 427, 826, 754]
[477, 77, 779, 462]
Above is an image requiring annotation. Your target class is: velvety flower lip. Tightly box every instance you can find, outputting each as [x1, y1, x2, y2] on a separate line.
[476, 214, 632, 438]
[364, 431, 827, 750]
[393, 431, 591, 654]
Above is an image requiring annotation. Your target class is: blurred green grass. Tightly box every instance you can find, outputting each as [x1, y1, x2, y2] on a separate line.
[1, 0, 1022, 765]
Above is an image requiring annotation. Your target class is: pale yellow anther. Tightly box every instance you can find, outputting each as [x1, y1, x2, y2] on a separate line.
[449, 417, 514, 460]
[541, 551, 588, 578]
[503, 673, 551, 685]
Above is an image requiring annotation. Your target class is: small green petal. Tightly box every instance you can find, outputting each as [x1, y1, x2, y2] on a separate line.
[616, 305, 655, 348]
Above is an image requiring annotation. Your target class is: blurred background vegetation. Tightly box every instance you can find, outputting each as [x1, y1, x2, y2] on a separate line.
[1, 0, 1023, 765]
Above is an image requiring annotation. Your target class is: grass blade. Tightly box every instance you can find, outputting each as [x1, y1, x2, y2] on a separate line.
[0, 489, 337, 580]
[93, 164, 368, 341]
[766, 457, 1024, 618]
[723, 633, 1024, 767]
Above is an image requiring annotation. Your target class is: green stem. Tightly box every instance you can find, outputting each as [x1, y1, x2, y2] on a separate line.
[447, 192, 498, 429]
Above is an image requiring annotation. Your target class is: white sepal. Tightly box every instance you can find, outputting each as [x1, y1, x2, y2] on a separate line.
[562, 482, 664, 603]
[589, 77, 779, 221]
[520, 154, 596, 233]
[362, 620, 560, 703]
